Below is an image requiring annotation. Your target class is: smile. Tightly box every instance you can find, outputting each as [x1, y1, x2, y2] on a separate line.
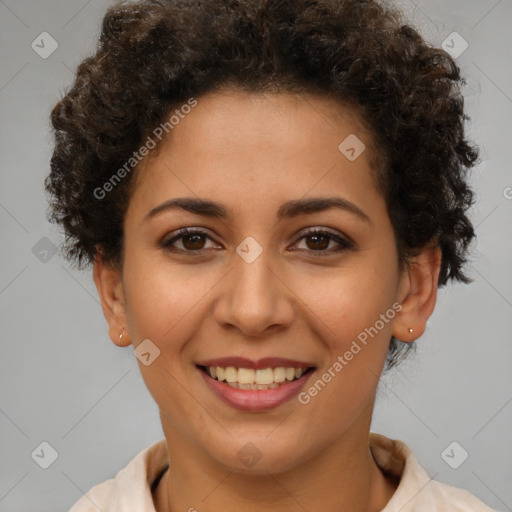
[199, 365, 313, 389]
[196, 362, 316, 411]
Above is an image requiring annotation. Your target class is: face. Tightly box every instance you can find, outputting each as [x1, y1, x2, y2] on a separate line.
[97, 90, 435, 475]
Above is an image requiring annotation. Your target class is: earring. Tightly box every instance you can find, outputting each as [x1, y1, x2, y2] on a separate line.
[119, 332, 124, 341]
[408, 328, 413, 334]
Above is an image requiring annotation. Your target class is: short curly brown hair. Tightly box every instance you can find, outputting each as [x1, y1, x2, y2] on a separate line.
[45, 0, 479, 369]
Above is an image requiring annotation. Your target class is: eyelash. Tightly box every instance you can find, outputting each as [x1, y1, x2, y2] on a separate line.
[159, 227, 354, 256]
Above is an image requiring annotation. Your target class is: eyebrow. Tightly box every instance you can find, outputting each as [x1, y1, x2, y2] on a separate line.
[145, 197, 371, 224]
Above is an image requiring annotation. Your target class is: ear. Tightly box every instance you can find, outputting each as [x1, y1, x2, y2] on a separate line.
[392, 244, 442, 342]
[92, 255, 131, 347]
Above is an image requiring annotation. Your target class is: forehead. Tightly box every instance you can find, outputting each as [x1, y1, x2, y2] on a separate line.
[167, 89, 378, 164]
[128, 90, 384, 222]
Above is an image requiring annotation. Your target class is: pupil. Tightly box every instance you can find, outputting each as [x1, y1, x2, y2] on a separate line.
[307, 234, 328, 250]
[184, 234, 205, 250]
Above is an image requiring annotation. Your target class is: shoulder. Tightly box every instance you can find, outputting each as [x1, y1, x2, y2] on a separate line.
[369, 433, 497, 512]
[68, 478, 115, 512]
[68, 438, 168, 512]
[426, 479, 497, 511]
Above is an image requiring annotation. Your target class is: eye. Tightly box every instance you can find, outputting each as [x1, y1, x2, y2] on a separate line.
[291, 228, 354, 255]
[159, 227, 353, 256]
[160, 228, 222, 254]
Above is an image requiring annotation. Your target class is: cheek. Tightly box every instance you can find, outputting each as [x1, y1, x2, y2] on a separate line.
[292, 253, 399, 348]
[122, 254, 221, 343]
[121, 256, 219, 425]
[290, 253, 400, 423]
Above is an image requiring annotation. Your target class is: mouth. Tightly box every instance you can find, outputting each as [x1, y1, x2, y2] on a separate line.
[197, 365, 315, 390]
[196, 361, 316, 411]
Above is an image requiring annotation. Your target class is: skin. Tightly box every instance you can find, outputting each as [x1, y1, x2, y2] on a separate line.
[94, 89, 441, 512]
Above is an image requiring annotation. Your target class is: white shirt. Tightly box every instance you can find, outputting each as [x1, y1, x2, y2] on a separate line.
[69, 433, 496, 511]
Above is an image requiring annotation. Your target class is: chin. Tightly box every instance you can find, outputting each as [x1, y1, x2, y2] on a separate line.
[209, 441, 312, 476]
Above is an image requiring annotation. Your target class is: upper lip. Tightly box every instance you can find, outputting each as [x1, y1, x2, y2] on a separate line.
[197, 357, 315, 370]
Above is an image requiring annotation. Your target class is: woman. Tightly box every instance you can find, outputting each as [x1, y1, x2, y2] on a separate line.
[46, 0, 495, 510]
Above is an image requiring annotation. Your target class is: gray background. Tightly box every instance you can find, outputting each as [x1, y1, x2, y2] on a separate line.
[0, 0, 511, 510]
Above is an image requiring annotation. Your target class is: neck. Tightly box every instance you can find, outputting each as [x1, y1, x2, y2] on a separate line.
[153, 415, 397, 512]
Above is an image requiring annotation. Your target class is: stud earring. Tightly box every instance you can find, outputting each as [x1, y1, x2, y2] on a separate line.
[119, 332, 124, 341]
[408, 328, 414, 334]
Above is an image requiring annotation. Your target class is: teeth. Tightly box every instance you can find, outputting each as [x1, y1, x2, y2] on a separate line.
[216, 367, 225, 381]
[225, 366, 237, 383]
[273, 367, 286, 383]
[286, 367, 296, 381]
[238, 368, 255, 384]
[205, 365, 308, 385]
[256, 368, 274, 385]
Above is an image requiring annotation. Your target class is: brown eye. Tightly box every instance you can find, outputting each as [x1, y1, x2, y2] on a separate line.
[160, 228, 221, 254]
[304, 233, 330, 250]
[181, 233, 207, 250]
[292, 229, 353, 255]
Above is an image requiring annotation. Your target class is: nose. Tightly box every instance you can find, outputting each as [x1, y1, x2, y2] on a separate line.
[213, 248, 295, 338]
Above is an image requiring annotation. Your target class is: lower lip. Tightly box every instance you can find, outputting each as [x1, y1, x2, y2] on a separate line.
[198, 367, 315, 412]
